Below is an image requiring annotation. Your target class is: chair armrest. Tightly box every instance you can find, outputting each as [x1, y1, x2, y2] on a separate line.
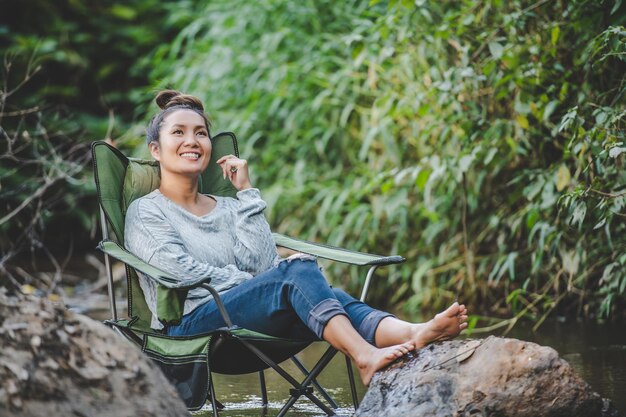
[97, 240, 211, 289]
[272, 233, 405, 266]
[98, 240, 236, 328]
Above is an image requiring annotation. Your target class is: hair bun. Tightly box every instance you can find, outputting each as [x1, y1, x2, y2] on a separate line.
[155, 89, 204, 112]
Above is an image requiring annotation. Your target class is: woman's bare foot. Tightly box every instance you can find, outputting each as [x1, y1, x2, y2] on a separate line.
[356, 342, 414, 386]
[410, 302, 468, 348]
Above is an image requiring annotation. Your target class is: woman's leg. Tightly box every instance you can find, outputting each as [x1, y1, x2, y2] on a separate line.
[331, 288, 469, 348]
[374, 303, 469, 348]
[330, 288, 393, 343]
[168, 259, 414, 385]
[322, 314, 413, 386]
[167, 259, 335, 339]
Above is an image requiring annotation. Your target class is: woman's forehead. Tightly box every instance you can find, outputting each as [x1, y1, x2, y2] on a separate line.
[162, 109, 206, 127]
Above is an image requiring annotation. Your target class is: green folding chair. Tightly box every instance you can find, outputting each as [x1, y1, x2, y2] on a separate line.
[91, 132, 405, 416]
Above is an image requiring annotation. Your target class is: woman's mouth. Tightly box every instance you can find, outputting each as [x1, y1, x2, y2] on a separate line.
[180, 152, 200, 160]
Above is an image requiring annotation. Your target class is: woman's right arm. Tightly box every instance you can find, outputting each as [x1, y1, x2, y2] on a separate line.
[124, 200, 252, 289]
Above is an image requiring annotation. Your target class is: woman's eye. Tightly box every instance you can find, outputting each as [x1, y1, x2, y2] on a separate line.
[197, 131, 208, 137]
[172, 129, 183, 134]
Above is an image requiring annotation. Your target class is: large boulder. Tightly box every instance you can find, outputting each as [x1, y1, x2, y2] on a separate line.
[356, 336, 620, 417]
[0, 288, 189, 417]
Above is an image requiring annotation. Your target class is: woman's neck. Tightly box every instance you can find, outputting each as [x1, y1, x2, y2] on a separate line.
[158, 174, 201, 207]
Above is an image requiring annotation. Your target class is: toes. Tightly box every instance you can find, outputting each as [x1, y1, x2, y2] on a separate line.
[389, 343, 414, 359]
[444, 303, 460, 317]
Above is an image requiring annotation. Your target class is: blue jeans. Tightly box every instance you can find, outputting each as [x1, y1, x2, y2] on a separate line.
[167, 258, 393, 344]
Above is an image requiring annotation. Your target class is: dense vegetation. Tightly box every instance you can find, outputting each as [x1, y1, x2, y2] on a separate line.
[0, 1, 198, 285]
[1, 0, 625, 325]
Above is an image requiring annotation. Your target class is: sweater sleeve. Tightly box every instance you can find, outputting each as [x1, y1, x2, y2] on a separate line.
[124, 199, 253, 290]
[231, 188, 280, 275]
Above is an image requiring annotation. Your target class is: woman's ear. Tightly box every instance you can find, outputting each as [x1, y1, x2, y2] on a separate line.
[149, 142, 161, 161]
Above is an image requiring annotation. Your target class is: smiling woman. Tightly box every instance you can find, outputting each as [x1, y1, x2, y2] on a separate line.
[123, 89, 469, 386]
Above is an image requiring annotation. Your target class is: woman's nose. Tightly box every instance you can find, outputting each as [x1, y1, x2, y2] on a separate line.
[182, 132, 199, 145]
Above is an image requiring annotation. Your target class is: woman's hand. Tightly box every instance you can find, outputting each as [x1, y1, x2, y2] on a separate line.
[216, 155, 253, 191]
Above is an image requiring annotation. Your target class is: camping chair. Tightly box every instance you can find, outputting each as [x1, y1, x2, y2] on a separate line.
[91, 132, 405, 416]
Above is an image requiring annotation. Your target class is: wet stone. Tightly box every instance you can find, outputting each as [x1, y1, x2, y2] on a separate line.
[356, 336, 621, 417]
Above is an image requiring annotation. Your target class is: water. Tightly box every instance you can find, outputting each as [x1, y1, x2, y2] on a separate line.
[193, 343, 365, 417]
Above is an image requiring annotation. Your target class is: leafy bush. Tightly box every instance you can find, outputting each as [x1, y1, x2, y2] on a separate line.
[145, 0, 626, 320]
[0, 1, 198, 286]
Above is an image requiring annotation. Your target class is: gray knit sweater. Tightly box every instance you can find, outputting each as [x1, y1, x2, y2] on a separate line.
[124, 188, 279, 329]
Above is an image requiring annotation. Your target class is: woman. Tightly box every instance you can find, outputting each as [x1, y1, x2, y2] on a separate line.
[125, 90, 468, 385]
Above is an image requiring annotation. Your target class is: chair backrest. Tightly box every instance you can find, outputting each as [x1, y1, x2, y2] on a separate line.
[92, 132, 240, 330]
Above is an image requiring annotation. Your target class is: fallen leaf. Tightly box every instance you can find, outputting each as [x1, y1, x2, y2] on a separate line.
[457, 340, 482, 363]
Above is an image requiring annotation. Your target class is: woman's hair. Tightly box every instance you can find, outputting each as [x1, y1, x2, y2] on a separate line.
[146, 89, 211, 144]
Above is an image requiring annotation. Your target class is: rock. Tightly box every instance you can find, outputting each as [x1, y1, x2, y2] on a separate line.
[356, 336, 620, 417]
[0, 288, 189, 417]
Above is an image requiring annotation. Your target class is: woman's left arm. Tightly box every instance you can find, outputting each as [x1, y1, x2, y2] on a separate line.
[228, 188, 278, 275]
[217, 155, 279, 274]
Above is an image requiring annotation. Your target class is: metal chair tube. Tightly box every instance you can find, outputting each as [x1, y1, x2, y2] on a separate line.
[238, 339, 336, 416]
[99, 206, 118, 321]
[259, 371, 268, 408]
[200, 283, 233, 327]
[345, 355, 359, 409]
[359, 265, 378, 302]
[291, 356, 339, 409]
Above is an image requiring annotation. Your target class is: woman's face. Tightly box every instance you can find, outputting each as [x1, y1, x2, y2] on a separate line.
[149, 109, 212, 178]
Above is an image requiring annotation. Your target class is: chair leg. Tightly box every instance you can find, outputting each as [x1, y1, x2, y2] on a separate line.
[237, 339, 337, 416]
[345, 354, 359, 410]
[291, 355, 339, 409]
[276, 395, 303, 417]
[278, 346, 340, 416]
[209, 373, 220, 417]
[259, 370, 268, 408]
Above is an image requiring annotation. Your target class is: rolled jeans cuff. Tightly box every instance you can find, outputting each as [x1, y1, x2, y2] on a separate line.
[358, 310, 395, 344]
[307, 298, 347, 339]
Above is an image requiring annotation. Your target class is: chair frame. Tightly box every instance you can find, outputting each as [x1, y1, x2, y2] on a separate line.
[93, 136, 405, 416]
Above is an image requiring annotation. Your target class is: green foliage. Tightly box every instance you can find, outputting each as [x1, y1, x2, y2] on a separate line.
[0, 1, 197, 283]
[144, 0, 626, 319]
[0, 0, 199, 130]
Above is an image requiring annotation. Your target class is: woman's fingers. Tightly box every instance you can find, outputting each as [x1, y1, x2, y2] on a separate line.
[215, 155, 252, 190]
[216, 155, 247, 180]
[215, 154, 236, 164]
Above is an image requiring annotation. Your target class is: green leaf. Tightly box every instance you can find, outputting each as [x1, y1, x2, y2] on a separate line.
[459, 154, 473, 173]
[110, 5, 137, 20]
[551, 25, 560, 46]
[526, 208, 540, 230]
[516, 115, 529, 130]
[555, 165, 571, 192]
[415, 168, 431, 191]
[611, 0, 622, 14]
[488, 41, 504, 59]
[570, 202, 587, 228]
[543, 100, 559, 122]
